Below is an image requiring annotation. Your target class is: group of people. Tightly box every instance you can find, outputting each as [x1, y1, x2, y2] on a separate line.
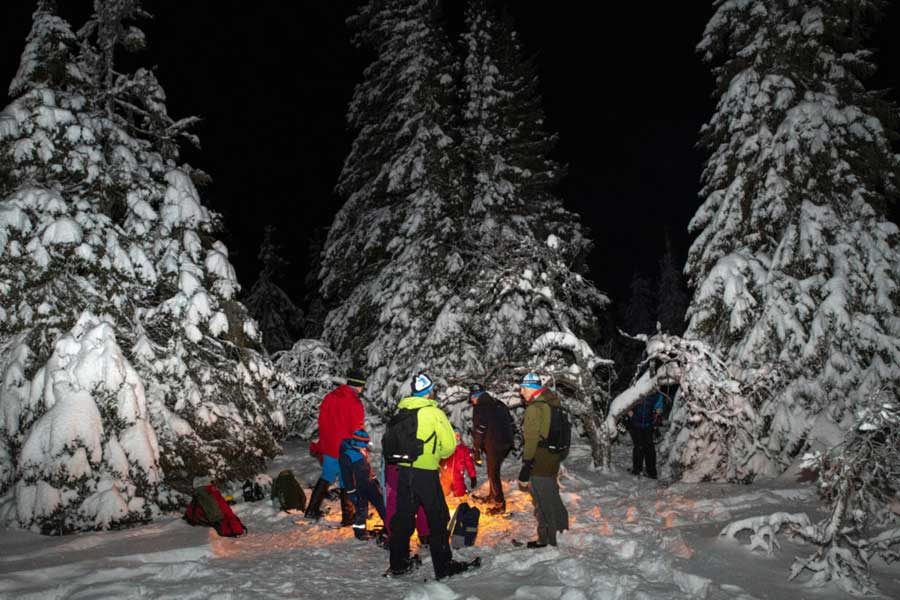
[305, 369, 571, 580]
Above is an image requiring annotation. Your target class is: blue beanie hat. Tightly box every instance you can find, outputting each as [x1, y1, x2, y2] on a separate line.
[349, 429, 370, 449]
[411, 372, 434, 397]
[520, 372, 543, 389]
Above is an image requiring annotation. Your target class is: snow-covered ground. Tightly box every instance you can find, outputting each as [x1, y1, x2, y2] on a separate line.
[2, 441, 899, 600]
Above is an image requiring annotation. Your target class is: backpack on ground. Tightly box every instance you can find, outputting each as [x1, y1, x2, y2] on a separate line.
[448, 502, 480, 549]
[382, 408, 434, 465]
[271, 469, 307, 511]
[538, 404, 572, 454]
[242, 479, 264, 502]
[184, 484, 247, 537]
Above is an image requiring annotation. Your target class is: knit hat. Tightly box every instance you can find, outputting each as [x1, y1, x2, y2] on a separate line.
[349, 428, 370, 449]
[468, 383, 485, 398]
[411, 372, 434, 397]
[519, 372, 543, 389]
[345, 370, 366, 388]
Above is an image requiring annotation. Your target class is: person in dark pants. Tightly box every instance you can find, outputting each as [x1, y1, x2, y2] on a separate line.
[387, 372, 475, 579]
[469, 383, 514, 515]
[516, 372, 569, 548]
[339, 429, 387, 540]
[627, 391, 664, 478]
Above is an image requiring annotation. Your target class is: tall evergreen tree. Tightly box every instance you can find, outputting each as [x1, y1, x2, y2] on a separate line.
[319, 0, 465, 412]
[688, 0, 900, 475]
[459, 0, 608, 387]
[244, 226, 304, 353]
[0, 1, 282, 532]
[623, 273, 655, 337]
[656, 233, 688, 335]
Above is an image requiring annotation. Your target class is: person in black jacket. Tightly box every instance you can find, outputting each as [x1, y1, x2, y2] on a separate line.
[469, 383, 515, 515]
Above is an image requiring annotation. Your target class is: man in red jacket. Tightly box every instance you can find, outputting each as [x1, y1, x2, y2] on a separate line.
[304, 371, 366, 523]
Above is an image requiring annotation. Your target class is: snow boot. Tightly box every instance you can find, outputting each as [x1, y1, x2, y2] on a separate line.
[304, 479, 329, 520]
[526, 540, 548, 549]
[339, 489, 355, 526]
[418, 534, 430, 548]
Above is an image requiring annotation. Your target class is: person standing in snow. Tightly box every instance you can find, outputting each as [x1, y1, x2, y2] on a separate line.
[516, 372, 569, 548]
[387, 372, 475, 579]
[304, 371, 366, 524]
[627, 391, 664, 479]
[339, 428, 387, 540]
[470, 383, 515, 515]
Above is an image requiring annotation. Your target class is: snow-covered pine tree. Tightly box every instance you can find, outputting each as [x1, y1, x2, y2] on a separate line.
[656, 233, 688, 335]
[457, 0, 610, 403]
[244, 226, 304, 353]
[0, 1, 282, 531]
[320, 0, 465, 413]
[623, 272, 655, 337]
[688, 0, 900, 475]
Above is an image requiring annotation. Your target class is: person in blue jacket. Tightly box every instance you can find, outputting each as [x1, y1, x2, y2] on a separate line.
[627, 391, 664, 479]
[339, 429, 387, 540]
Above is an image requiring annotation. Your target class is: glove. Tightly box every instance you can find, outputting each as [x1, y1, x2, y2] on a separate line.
[518, 460, 534, 484]
[469, 476, 477, 490]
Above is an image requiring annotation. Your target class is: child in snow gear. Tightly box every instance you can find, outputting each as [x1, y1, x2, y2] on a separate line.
[271, 469, 307, 511]
[339, 428, 387, 540]
[440, 427, 476, 497]
[517, 373, 569, 547]
[627, 391, 664, 478]
[470, 383, 515, 515]
[386, 372, 479, 580]
[305, 371, 366, 521]
[184, 482, 247, 537]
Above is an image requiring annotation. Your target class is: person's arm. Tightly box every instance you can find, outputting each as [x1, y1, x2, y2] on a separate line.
[522, 404, 540, 461]
[464, 447, 476, 478]
[472, 406, 486, 451]
[435, 410, 457, 461]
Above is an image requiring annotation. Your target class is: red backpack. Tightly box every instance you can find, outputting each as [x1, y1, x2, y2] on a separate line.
[184, 484, 247, 537]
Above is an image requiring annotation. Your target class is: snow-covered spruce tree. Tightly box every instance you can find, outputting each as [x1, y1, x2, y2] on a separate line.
[622, 272, 655, 337]
[456, 0, 610, 416]
[271, 339, 342, 439]
[0, 2, 282, 531]
[656, 234, 688, 335]
[688, 0, 900, 475]
[244, 225, 304, 353]
[320, 0, 466, 414]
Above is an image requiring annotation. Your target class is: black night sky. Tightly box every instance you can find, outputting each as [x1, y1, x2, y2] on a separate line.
[2, 1, 899, 309]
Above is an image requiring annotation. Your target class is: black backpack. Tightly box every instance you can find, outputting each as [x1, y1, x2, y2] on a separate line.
[538, 403, 572, 454]
[242, 479, 264, 502]
[382, 407, 434, 464]
[448, 501, 480, 548]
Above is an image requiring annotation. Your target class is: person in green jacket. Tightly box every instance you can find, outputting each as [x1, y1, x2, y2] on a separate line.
[388, 372, 477, 579]
[517, 372, 569, 548]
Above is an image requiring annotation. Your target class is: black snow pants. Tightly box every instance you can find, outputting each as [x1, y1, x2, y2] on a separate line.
[629, 426, 657, 478]
[389, 466, 452, 579]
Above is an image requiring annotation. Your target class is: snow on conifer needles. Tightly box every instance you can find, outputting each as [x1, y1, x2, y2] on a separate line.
[0, 1, 282, 533]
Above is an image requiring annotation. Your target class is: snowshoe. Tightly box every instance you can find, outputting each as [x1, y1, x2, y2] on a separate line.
[383, 554, 422, 578]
